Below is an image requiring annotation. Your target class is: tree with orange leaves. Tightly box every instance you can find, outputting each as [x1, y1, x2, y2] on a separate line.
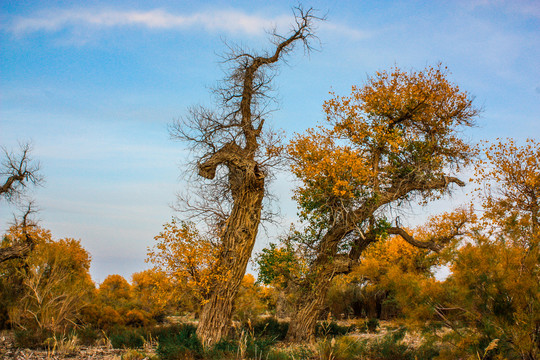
[285, 65, 479, 342]
[147, 219, 219, 313]
[1, 226, 94, 342]
[394, 139, 540, 359]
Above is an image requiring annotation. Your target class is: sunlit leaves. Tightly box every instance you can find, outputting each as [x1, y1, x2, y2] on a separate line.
[474, 138, 540, 248]
[1, 226, 94, 334]
[289, 65, 479, 222]
[147, 219, 220, 305]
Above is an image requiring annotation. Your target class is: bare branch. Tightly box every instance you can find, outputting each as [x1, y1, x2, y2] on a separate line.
[1, 142, 43, 203]
[0, 202, 38, 263]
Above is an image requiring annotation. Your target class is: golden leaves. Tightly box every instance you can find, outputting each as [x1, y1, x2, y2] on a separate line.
[288, 64, 479, 220]
[147, 219, 220, 304]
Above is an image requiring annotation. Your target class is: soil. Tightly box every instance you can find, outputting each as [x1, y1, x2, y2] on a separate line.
[0, 332, 140, 360]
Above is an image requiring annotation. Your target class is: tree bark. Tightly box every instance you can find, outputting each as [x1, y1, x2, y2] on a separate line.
[286, 224, 350, 342]
[286, 275, 332, 342]
[196, 167, 265, 346]
[0, 240, 33, 263]
[177, 8, 319, 346]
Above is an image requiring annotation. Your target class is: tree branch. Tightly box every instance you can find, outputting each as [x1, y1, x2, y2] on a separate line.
[388, 227, 442, 252]
[0, 202, 38, 263]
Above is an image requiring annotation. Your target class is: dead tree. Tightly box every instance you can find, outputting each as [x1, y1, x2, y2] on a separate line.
[0, 143, 42, 263]
[169, 6, 322, 346]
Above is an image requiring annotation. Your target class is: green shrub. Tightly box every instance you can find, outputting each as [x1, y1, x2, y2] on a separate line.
[156, 324, 203, 360]
[14, 328, 53, 348]
[414, 338, 440, 360]
[368, 328, 410, 360]
[76, 325, 100, 346]
[205, 338, 237, 359]
[109, 327, 145, 349]
[315, 321, 354, 337]
[366, 318, 379, 333]
[265, 346, 314, 360]
[246, 336, 276, 358]
[122, 349, 157, 360]
[316, 336, 365, 360]
[252, 317, 289, 340]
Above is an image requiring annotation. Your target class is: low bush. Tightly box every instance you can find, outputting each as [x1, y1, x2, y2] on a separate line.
[109, 327, 146, 349]
[156, 324, 203, 360]
[366, 327, 410, 360]
[316, 335, 365, 360]
[205, 338, 237, 359]
[315, 321, 355, 337]
[122, 349, 158, 360]
[246, 335, 277, 358]
[14, 328, 53, 348]
[265, 346, 314, 360]
[252, 317, 289, 340]
[366, 318, 379, 333]
[76, 325, 101, 346]
[125, 309, 152, 327]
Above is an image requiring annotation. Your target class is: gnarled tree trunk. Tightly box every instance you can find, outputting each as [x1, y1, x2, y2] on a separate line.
[171, 7, 320, 346]
[196, 166, 265, 345]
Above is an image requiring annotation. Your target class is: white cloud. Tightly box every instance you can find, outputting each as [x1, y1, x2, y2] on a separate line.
[8, 8, 289, 36]
[7, 8, 366, 40]
[319, 22, 371, 40]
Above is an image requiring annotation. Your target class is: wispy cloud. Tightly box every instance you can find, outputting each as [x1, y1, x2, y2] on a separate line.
[7, 8, 366, 40]
[8, 8, 289, 35]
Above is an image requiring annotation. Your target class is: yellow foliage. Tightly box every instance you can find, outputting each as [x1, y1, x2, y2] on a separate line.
[2, 226, 95, 334]
[233, 274, 269, 322]
[288, 64, 478, 221]
[147, 219, 220, 309]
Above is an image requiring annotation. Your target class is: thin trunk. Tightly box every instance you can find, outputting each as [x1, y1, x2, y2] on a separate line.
[286, 276, 332, 342]
[286, 225, 349, 342]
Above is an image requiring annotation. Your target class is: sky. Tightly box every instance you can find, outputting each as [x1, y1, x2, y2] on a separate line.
[1, 0, 539, 284]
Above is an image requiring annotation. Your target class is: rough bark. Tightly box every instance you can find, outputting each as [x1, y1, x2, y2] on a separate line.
[286, 176, 467, 342]
[1, 143, 41, 264]
[286, 224, 351, 342]
[196, 165, 265, 345]
[0, 205, 37, 264]
[188, 8, 320, 346]
[0, 240, 33, 263]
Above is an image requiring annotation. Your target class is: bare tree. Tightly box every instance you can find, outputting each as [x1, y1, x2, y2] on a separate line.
[0, 142, 42, 263]
[170, 6, 322, 346]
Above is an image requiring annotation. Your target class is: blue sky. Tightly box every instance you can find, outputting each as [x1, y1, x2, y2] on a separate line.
[1, 0, 539, 283]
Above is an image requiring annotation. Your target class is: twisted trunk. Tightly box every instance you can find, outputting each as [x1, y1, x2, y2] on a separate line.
[196, 166, 265, 346]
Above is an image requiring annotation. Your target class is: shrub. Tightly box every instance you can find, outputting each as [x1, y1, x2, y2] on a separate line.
[122, 349, 156, 360]
[266, 347, 314, 360]
[316, 336, 365, 360]
[315, 321, 354, 337]
[76, 325, 100, 346]
[126, 309, 151, 327]
[252, 317, 289, 340]
[246, 336, 276, 358]
[109, 327, 145, 349]
[14, 328, 53, 348]
[156, 324, 203, 360]
[98, 306, 125, 329]
[205, 338, 238, 359]
[366, 318, 379, 333]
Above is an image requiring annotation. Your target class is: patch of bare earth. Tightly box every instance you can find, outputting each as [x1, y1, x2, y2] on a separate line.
[0, 332, 149, 360]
